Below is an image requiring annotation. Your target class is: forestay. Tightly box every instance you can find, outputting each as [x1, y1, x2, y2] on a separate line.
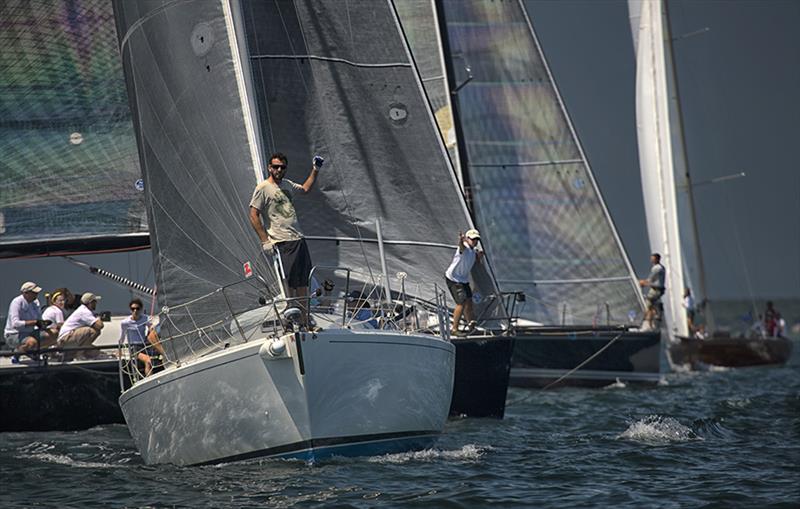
[433, 0, 644, 325]
[0, 0, 147, 258]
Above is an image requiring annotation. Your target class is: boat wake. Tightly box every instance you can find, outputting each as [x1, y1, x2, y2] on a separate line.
[19, 440, 134, 468]
[618, 415, 700, 444]
[27, 452, 130, 469]
[368, 444, 492, 464]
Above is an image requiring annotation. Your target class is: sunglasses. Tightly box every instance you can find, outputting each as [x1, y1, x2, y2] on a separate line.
[130, 306, 142, 311]
[270, 164, 287, 170]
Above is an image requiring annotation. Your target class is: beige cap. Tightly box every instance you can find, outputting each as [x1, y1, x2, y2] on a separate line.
[20, 281, 42, 293]
[80, 292, 102, 305]
[465, 229, 481, 240]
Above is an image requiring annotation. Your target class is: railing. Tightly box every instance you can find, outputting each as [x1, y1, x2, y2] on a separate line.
[116, 266, 458, 388]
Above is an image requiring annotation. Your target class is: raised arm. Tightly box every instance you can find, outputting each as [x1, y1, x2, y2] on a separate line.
[299, 155, 324, 193]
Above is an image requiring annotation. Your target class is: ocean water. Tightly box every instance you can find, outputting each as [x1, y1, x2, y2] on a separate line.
[2, 340, 798, 508]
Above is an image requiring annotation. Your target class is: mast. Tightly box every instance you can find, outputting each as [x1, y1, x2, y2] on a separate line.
[432, 0, 474, 214]
[662, 0, 715, 331]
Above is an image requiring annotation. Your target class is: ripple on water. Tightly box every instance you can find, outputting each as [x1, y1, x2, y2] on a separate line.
[618, 415, 700, 445]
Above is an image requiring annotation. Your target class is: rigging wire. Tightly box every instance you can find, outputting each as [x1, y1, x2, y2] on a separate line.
[542, 331, 625, 390]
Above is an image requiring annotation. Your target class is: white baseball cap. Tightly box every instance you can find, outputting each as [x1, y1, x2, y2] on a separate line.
[20, 281, 42, 293]
[80, 292, 102, 305]
[465, 229, 481, 240]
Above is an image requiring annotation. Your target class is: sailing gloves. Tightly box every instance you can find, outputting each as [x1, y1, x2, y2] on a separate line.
[313, 155, 324, 169]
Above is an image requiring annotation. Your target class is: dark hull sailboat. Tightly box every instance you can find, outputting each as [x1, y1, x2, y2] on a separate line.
[510, 327, 661, 388]
[0, 2, 149, 432]
[413, 0, 662, 389]
[0, 356, 123, 432]
[668, 335, 792, 369]
[450, 335, 514, 418]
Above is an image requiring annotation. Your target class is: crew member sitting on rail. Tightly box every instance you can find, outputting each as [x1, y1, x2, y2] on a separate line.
[119, 298, 163, 377]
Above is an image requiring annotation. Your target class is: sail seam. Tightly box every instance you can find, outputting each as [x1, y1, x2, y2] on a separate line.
[249, 54, 411, 69]
[498, 277, 632, 285]
[305, 235, 453, 249]
[471, 159, 583, 168]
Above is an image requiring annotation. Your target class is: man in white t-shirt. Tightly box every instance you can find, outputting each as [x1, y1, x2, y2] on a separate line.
[444, 229, 483, 336]
[58, 292, 104, 361]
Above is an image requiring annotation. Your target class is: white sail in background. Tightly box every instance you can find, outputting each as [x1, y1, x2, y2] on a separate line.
[630, 0, 690, 340]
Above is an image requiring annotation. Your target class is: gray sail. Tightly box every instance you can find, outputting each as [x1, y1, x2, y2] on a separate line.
[240, 0, 503, 317]
[435, 0, 644, 325]
[113, 0, 282, 363]
[0, 0, 148, 258]
[394, 0, 461, 176]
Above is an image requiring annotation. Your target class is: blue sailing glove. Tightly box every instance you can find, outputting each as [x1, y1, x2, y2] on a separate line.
[313, 155, 324, 169]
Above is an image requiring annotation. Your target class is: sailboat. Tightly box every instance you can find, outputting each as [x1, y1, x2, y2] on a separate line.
[110, 0, 514, 465]
[393, 1, 514, 418]
[629, 0, 791, 368]
[0, 0, 152, 431]
[402, 0, 662, 388]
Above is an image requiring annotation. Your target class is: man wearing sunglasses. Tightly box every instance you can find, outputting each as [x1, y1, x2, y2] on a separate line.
[249, 152, 323, 324]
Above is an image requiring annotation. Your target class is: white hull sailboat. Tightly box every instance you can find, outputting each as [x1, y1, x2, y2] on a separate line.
[123, 328, 453, 465]
[629, 0, 791, 368]
[112, 0, 485, 465]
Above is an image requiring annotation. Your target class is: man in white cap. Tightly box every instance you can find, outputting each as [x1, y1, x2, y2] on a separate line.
[3, 281, 56, 359]
[58, 292, 104, 361]
[444, 229, 484, 336]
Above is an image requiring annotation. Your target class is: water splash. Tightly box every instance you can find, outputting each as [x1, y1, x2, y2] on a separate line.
[603, 378, 627, 390]
[368, 444, 491, 464]
[26, 452, 129, 469]
[618, 415, 700, 444]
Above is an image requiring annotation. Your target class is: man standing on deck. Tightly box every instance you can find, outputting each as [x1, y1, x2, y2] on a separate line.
[639, 253, 666, 330]
[445, 229, 483, 336]
[249, 152, 322, 325]
[3, 282, 56, 360]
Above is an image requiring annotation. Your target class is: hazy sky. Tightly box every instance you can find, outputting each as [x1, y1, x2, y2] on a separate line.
[1, 0, 798, 314]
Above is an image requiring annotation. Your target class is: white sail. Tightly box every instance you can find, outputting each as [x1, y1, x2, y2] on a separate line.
[631, 0, 690, 340]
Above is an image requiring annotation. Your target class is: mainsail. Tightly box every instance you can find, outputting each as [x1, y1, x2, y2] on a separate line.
[114, 0, 503, 364]
[239, 0, 502, 315]
[415, 0, 643, 325]
[0, 0, 148, 258]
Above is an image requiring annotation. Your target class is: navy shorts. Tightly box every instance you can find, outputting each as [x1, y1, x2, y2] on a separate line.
[446, 277, 472, 305]
[276, 238, 313, 289]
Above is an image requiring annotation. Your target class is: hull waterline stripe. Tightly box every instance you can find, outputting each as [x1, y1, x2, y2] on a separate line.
[192, 430, 440, 466]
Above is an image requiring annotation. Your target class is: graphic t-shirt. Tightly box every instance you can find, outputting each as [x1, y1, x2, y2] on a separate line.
[249, 179, 304, 243]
